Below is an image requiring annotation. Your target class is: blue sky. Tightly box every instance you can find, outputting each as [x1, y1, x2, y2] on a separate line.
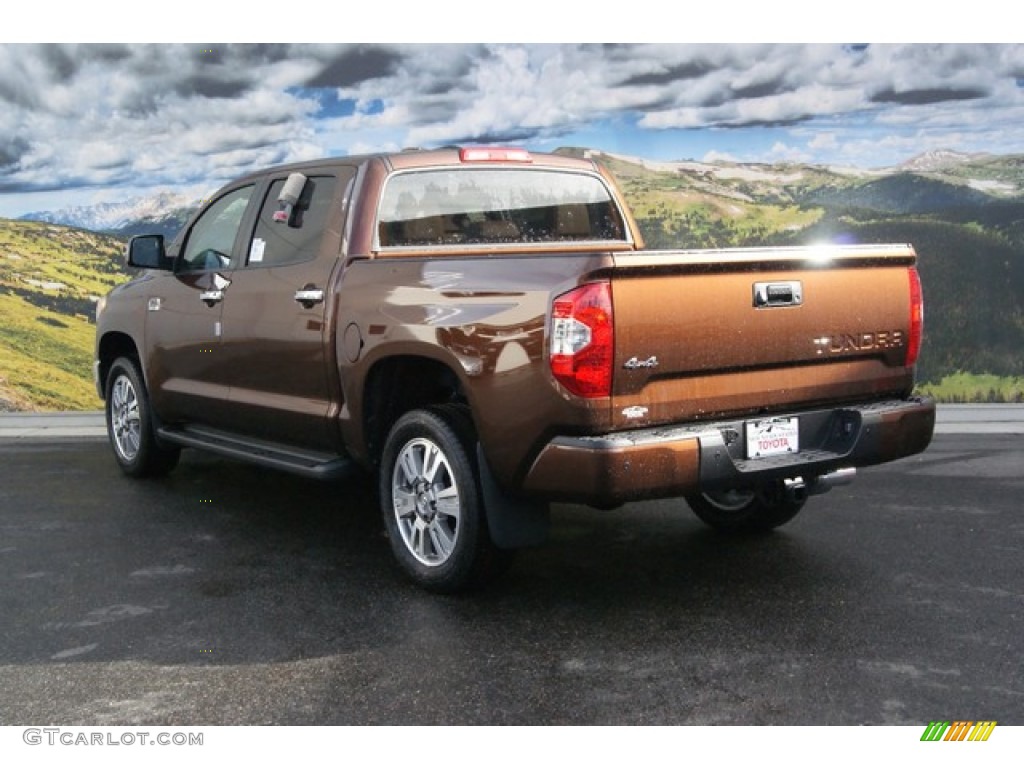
[2, 37, 1023, 218]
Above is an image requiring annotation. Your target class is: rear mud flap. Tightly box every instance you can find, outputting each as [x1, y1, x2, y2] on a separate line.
[477, 444, 550, 549]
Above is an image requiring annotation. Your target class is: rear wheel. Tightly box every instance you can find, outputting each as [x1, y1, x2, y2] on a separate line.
[686, 482, 805, 534]
[379, 405, 510, 592]
[105, 357, 180, 478]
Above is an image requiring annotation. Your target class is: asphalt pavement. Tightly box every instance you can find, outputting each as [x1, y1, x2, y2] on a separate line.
[0, 423, 1021, 725]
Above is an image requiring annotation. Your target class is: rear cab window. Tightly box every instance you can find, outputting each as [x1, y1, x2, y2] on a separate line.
[375, 168, 630, 250]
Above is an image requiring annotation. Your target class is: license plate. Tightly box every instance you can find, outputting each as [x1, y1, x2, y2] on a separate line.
[746, 417, 799, 459]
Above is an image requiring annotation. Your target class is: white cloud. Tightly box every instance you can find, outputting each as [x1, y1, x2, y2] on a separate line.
[769, 142, 811, 163]
[809, 132, 839, 150]
[703, 150, 738, 163]
[2, 42, 1024, 213]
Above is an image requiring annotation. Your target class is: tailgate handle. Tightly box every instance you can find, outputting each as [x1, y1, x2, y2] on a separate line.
[753, 281, 802, 308]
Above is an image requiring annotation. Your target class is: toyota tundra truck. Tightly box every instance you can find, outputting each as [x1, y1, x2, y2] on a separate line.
[94, 147, 935, 592]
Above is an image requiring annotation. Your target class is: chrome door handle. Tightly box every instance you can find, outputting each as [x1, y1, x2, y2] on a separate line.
[200, 290, 224, 306]
[294, 288, 324, 308]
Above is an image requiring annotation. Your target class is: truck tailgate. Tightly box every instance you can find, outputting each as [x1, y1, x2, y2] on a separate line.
[609, 244, 919, 430]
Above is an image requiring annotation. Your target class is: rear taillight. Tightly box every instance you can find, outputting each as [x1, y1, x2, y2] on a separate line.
[907, 266, 924, 368]
[549, 281, 614, 398]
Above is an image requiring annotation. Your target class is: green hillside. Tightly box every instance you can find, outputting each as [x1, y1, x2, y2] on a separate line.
[619, 175, 824, 249]
[804, 174, 993, 214]
[0, 220, 130, 410]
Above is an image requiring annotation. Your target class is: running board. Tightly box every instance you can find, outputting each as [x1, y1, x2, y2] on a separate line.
[157, 425, 356, 481]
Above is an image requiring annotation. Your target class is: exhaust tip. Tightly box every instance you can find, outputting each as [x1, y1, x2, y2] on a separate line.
[807, 467, 857, 496]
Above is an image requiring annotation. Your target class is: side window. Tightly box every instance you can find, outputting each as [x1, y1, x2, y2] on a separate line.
[180, 186, 254, 271]
[247, 175, 338, 268]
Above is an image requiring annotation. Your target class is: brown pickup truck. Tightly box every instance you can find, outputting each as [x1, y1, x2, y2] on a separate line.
[94, 147, 935, 591]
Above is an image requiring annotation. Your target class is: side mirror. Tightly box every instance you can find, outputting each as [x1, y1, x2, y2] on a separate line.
[127, 234, 173, 270]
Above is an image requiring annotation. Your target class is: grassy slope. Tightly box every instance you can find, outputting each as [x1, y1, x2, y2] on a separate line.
[601, 152, 825, 249]
[0, 220, 129, 411]
[918, 372, 1024, 403]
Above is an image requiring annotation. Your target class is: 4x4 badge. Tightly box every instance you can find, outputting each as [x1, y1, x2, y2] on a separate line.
[624, 355, 659, 370]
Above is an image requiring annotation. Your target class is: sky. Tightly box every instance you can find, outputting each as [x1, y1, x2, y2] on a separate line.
[2, 34, 1023, 218]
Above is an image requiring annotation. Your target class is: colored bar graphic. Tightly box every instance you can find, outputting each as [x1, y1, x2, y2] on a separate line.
[921, 721, 950, 741]
[920, 720, 996, 742]
[945, 721, 971, 741]
[968, 722, 997, 742]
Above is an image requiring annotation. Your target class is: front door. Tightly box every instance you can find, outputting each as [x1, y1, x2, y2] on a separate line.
[145, 184, 255, 428]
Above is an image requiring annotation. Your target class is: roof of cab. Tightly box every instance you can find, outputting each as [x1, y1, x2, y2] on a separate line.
[230, 147, 599, 184]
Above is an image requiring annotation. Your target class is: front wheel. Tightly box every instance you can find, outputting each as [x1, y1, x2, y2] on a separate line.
[686, 483, 805, 534]
[105, 357, 180, 478]
[379, 406, 509, 593]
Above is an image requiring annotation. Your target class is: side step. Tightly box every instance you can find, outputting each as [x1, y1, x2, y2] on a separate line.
[157, 425, 356, 481]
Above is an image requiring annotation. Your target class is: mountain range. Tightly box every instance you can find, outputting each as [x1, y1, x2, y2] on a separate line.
[20, 191, 200, 240]
[3, 148, 1023, 410]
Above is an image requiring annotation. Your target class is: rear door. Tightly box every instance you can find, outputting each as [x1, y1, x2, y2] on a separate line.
[217, 168, 356, 451]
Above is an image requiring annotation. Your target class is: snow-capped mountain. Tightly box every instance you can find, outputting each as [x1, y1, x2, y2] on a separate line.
[19, 191, 198, 236]
[898, 149, 987, 173]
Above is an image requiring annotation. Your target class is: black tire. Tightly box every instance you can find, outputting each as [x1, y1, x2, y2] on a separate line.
[686, 482, 805, 534]
[379, 405, 510, 593]
[104, 357, 180, 478]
